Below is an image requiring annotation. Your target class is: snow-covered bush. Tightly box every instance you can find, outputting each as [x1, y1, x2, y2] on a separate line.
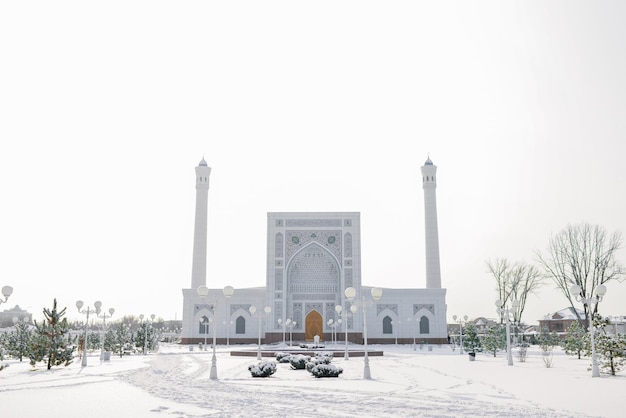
[299, 343, 325, 349]
[315, 351, 333, 360]
[274, 352, 292, 363]
[289, 354, 311, 370]
[248, 360, 277, 377]
[310, 363, 343, 378]
[306, 353, 333, 372]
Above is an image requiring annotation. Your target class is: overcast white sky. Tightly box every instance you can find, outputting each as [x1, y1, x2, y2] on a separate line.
[1, 1, 625, 325]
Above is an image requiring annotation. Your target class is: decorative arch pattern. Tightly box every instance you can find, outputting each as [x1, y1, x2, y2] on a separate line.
[286, 242, 340, 296]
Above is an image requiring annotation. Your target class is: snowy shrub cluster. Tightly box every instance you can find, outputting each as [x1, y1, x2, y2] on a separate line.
[274, 352, 292, 363]
[248, 360, 277, 377]
[305, 352, 333, 372]
[299, 343, 325, 349]
[316, 351, 333, 360]
[310, 363, 343, 378]
[289, 354, 311, 370]
[304, 352, 341, 377]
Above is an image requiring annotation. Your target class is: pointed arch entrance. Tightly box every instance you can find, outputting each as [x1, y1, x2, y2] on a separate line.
[305, 310, 323, 341]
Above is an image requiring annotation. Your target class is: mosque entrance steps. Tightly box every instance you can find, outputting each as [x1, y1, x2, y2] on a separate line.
[229, 346, 384, 358]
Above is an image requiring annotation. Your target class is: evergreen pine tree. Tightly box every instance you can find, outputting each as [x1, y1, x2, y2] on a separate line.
[589, 315, 626, 376]
[538, 326, 559, 353]
[595, 332, 626, 376]
[135, 322, 158, 353]
[87, 331, 101, 351]
[5, 321, 33, 361]
[112, 322, 130, 358]
[481, 325, 506, 357]
[563, 320, 588, 359]
[463, 324, 482, 354]
[29, 299, 75, 370]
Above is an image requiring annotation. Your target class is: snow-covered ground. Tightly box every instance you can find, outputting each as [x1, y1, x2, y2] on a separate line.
[0, 343, 622, 417]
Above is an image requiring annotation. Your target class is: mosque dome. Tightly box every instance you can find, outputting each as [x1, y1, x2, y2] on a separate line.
[199, 158, 208, 167]
[424, 157, 433, 165]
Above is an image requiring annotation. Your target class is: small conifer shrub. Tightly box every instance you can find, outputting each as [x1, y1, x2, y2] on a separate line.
[289, 354, 311, 370]
[274, 352, 292, 363]
[248, 360, 277, 377]
[310, 363, 343, 378]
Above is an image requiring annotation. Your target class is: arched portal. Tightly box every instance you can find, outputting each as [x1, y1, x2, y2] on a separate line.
[286, 242, 342, 330]
[305, 310, 323, 341]
[383, 316, 393, 334]
[235, 316, 246, 334]
[420, 316, 430, 334]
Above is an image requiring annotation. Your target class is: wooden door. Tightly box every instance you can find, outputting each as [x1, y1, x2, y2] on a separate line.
[305, 310, 323, 341]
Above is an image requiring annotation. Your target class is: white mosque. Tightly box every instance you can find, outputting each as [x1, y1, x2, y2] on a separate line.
[181, 157, 448, 345]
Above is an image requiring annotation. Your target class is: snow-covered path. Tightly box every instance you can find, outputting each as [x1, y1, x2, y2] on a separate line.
[119, 346, 586, 417]
[2, 344, 620, 417]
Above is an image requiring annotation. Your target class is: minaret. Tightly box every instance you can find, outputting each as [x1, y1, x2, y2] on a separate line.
[421, 156, 442, 289]
[190, 158, 211, 290]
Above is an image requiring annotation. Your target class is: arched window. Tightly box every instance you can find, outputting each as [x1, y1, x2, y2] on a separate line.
[383, 316, 393, 334]
[420, 316, 430, 334]
[199, 315, 209, 334]
[236, 316, 246, 334]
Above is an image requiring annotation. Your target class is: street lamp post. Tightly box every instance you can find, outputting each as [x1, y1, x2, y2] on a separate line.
[334, 305, 343, 349]
[391, 320, 399, 345]
[407, 317, 417, 350]
[337, 305, 353, 360]
[249, 305, 272, 360]
[345, 286, 383, 380]
[76, 300, 100, 367]
[286, 319, 295, 346]
[197, 285, 210, 350]
[570, 283, 607, 377]
[96, 306, 115, 362]
[0, 285, 13, 306]
[199, 317, 209, 350]
[327, 319, 334, 345]
[278, 318, 286, 345]
[452, 315, 468, 354]
[223, 286, 235, 352]
[496, 300, 519, 366]
[336, 319, 342, 348]
[223, 320, 233, 347]
[198, 285, 234, 379]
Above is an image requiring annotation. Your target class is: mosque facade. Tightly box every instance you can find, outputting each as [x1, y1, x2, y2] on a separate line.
[181, 158, 447, 344]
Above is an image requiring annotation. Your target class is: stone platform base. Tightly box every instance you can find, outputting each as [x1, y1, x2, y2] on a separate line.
[230, 348, 383, 358]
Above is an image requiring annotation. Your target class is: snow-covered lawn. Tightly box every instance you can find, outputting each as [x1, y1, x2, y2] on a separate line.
[1, 343, 621, 417]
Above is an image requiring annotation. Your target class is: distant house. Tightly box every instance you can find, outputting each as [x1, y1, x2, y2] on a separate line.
[471, 317, 499, 334]
[606, 316, 626, 336]
[0, 305, 33, 328]
[538, 307, 585, 334]
[446, 317, 499, 338]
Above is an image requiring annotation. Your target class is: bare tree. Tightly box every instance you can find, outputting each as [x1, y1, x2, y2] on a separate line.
[487, 258, 543, 324]
[487, 258, 511, 309]
[508, 263, 543, 324]
[535, 223, 625, 329]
